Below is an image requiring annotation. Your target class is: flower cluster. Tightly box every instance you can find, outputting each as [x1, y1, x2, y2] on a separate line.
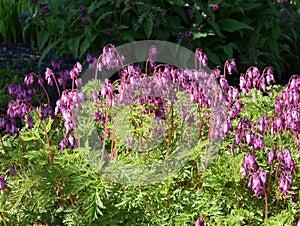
[241, 153, 267, 197]
[195, 48, 208, 67]
[55, 89, 84, 134]
[212, 57, 298, 201]
[0, 175, 6, 190]
[71, 5, 93, 27]
[36, 2, 49, 19]
[276, 148, 296, 196]
[54, 63, 84, 149]
[272, 75, 300, 137]
[87, 54, 97, 69]
[97, 44, 125, 71]
[240, 67, 275, 95]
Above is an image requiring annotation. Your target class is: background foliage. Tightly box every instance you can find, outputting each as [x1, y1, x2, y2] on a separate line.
[1, 0, 297, 83]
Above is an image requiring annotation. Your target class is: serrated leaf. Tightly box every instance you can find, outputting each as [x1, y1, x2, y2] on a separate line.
[46, 118, 53, 133]
[20, 130, 39, 141]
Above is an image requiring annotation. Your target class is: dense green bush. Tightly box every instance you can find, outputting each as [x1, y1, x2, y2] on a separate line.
[17, 0, 300, 83]
[0, 0, 28, 42]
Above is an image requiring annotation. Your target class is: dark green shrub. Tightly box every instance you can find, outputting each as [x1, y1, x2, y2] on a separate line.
[0, 0, 28, 42]
[20, 0, 300, 82]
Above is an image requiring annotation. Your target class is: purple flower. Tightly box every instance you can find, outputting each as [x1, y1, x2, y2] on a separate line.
[289, 78, 298, 91]
[236, 100, 243, 111]
[75, 78, 82, 87]
[58, 137, 69, 150]
[212, 4, 219, 11]
[278, 149, 285, 164]
[55, 90, 84, 134]
[10, 164, 16, 176]
[195, 217, 205, 226]
[45, 68, 55, 86]
[223, 119, 232, 135]
[274, 100, 283, 112]
[248, 168, 266, 197]
[253, 135, 265, 151]
[105, 128, 111, 138]
[8, 84, 26, 99]
[279, 172, 292, 196]
[151, 22, 159, 28]
[187, 113, 194, 126]
[78, 5, 85, 12]
[37, 76, 44, 86]
[148, 45, 157, 60]
[268, 149, 276, 164]
[245, 131, 253, 146]
[56, 189, 61, 197]
[0, 117, 5, 129]
[58, 70, 70, 87]
[27, 115, 34, 129]
[258, 117, 268, 133]
[213, 67, 221, 78]
[87, 54, 97, 68]
[272, 116, 284, 134]
[40, 105, 52, 119]
[27, 88, 36, 97]
[229, 107, 239, 119]
[266, 67, 275, 85]
[220, 77, 229, 90]
[235, 130, 241, 144]
[195, 49, 208, 66]
[51, 59, 61, 71]
[0, 176, 6, 190]
[240, 75, 246, 89]
[6, 123, 18, 135]
[179, 107, 186, 118]
[284, 148, 295, 172]
[185, 31, 193, 38]
[18, 13, 28, 23]
[226, 59, 237, 75]
[243, 152, 258, 174]
[68, 135, 77, 149]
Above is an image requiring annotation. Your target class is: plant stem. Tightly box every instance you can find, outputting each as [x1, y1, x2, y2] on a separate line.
[142, 198, 157, 219]
[29, 103, 54, 167]
[264, 184, 268, 220]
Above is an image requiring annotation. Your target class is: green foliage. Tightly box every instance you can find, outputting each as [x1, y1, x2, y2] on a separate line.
[191, 0, 300, 81]
[18, 0, 300, 82]
[0, 0, 27, 42]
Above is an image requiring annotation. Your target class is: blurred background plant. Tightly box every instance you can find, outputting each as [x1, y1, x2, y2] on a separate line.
[0, 0, 28, 43]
